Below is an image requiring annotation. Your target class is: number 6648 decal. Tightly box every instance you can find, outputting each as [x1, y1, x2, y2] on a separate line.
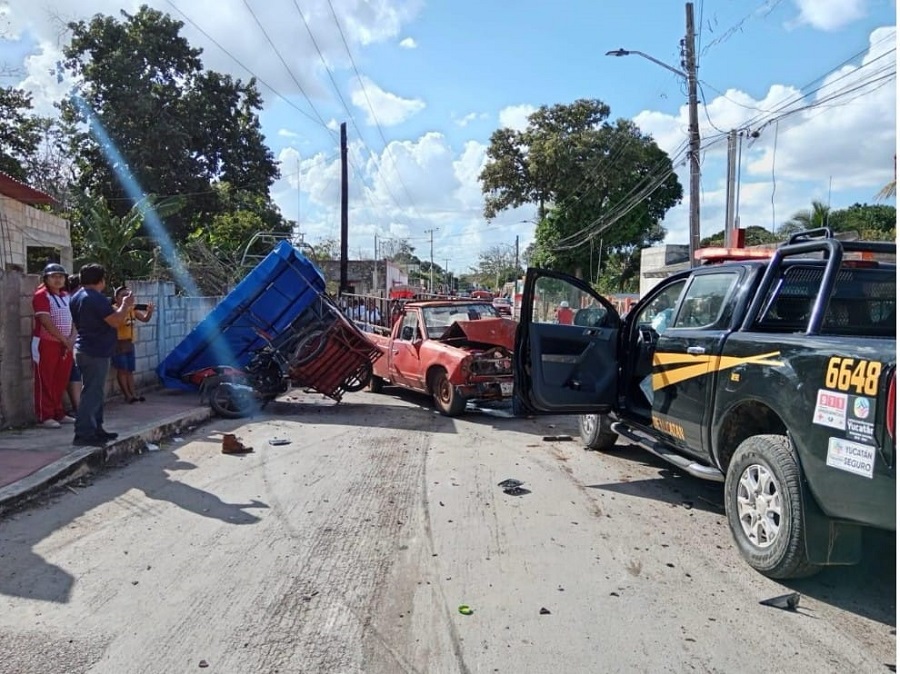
[825, 357, 882, 396]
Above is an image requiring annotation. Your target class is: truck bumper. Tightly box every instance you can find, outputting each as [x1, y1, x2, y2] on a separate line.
[456, 379, 514, 401]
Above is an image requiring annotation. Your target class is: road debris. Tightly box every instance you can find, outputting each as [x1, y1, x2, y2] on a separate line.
[542, 435, 573, 442]
[458, 604, 474, 615]
[539, 607, 551, 615]
[498, 478, 531, 496]
[222, 434, 253, 454]
[145, 443, 160, 452]
[268, 437, 291, 446]
[759, 592, 801, 611]
[199, 660, 209, 668]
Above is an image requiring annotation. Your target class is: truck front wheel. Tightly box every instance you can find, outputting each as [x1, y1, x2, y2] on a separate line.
[579, 414, 618, 451]
[431, 369, 466, 417]
[724, 434, 821, 579]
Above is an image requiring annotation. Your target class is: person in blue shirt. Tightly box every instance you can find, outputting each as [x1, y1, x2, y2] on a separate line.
[68, 264, 135, 446]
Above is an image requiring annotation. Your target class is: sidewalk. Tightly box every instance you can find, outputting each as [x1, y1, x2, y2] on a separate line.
[0, 389, 213, 516]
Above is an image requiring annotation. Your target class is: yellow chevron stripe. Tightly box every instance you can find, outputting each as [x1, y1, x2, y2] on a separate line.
[653, 362, 709, 390]
[650, 351, 783, 391]
[653, 352, 712, 366]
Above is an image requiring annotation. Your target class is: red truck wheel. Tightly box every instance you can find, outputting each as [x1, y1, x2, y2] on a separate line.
[368, 375, 385, 393]
[431, 368, 466, 416]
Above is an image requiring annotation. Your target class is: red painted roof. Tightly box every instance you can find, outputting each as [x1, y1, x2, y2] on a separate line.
[0, 171, 55, 205]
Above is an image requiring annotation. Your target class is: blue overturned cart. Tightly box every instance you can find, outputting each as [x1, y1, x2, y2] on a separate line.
[157, 240, 382, 417]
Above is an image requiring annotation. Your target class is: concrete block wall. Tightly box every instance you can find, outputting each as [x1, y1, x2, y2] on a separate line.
[0, 272, 222, 429]
[0, 195, 72, 272]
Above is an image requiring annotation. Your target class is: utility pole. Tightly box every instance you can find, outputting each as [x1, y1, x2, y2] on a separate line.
[444, 258, 451, 293]
[724, 129, 738, 245]
[425, 228, 438, 293]
[373, 234, 379, 295]
[514, 235, 519, 281]
[684, 2, 701, 267]
[339, 122, 349, 294]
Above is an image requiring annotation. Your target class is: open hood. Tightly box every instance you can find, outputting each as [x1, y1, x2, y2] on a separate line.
[439, 317, 516, 350]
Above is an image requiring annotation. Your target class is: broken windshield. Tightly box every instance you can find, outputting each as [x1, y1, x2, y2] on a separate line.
[422, 303, 499, 338]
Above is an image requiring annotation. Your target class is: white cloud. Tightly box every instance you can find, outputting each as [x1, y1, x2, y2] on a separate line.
[7, 0, 422, 112]
[498, 104, 536, 132]
[350, 75, 425, 126]
[454, 112, 477, 127]
[278, 128, 300, 138]
[791, 0, 868, 31]
[399, 37, 417, 49]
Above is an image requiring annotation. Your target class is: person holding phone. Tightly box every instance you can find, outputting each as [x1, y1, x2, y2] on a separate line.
[111, 286, 154, 403]
[69, 264, 135, 446]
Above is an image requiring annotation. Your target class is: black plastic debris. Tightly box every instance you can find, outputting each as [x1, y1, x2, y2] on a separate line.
[542, 435, 573, 442]
[497, 478, 524, 488]
[503, 486, 531, 496]
[759, 592, 800, 611]
[539, 607, 551, 615]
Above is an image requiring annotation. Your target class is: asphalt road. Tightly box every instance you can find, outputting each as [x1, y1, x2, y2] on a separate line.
[0, 387, 895, 674]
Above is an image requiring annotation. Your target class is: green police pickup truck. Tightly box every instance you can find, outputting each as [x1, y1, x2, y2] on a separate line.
[515, 229, 895, 578]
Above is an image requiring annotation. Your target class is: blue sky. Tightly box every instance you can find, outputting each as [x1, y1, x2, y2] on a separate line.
[1, 0, 897, 275]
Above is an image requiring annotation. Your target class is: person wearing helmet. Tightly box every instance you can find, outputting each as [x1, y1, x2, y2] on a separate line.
[556, 300, 574, 325]
[32, 262, 77, 428]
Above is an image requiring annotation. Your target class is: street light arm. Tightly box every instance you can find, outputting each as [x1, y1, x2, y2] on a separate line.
[605, 48, 687, 80]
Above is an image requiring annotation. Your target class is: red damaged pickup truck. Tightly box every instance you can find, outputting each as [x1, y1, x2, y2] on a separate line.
[367, 299, 516, 416]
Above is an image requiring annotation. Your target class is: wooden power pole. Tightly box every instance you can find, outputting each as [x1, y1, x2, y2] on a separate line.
[339, 122, 349, 295]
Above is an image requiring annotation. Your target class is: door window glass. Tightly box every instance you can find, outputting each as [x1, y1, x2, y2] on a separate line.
[532, 276, 611, 327]
[672, 273, 738, 329]
[399, 312, 420, 341]
[636, 280, 687, 333]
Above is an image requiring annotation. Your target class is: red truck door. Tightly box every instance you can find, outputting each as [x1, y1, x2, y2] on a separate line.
[390, 311, 426, 390]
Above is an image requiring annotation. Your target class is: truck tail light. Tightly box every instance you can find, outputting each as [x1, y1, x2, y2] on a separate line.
[887, 372, 896, 441]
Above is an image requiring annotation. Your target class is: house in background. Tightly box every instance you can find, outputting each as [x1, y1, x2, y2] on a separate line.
[0, 171, 71, 273]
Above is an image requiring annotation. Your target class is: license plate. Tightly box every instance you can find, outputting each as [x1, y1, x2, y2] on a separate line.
[500, 381, 514, 396]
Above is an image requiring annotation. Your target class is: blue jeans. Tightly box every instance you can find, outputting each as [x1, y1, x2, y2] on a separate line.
[74, 351, 109, 438]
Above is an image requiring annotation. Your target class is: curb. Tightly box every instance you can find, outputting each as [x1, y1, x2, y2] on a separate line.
[0, 406, 213, 516]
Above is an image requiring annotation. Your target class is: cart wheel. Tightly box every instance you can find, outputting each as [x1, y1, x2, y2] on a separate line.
[209, 383, 255, 419]
[292, 329, 328, 366]
[343, 361, 373, 393]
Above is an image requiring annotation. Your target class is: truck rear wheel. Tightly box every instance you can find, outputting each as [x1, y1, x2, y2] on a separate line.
[368, 374, 385, 393]
[579, 414, 618, 451]
[724, 434, 821, 579]
[431, 369, 466, 417]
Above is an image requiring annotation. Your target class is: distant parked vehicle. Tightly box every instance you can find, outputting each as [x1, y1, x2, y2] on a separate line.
[492, 297, 512, 316]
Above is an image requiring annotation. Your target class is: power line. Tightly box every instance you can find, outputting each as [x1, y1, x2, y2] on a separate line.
[240, 0, 331, 130]
[163, 0, 334, 136]
[701, 0, 785, 56]
[324, 0, 424, 219]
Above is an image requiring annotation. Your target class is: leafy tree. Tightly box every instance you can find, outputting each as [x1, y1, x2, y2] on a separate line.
[60, 6, 282, 243]
[593, 249, 641, 294]
[22, 117, 78, 210]
[779, 200, 831, 236]
[828, 203, 896, 241]
[471, 245, 521, 291]
[700, 226, 781, 248]
[307, 238, 340, 262]
[480, 99, 682, 280]
[0, 87, 42, 180]
[73, 194, 184, 287]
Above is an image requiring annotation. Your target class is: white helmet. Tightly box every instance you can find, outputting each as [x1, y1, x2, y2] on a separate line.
[560, 301, 569, 308]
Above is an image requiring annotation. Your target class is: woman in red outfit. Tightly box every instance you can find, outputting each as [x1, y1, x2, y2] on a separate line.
[31, 263, 77, 428]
